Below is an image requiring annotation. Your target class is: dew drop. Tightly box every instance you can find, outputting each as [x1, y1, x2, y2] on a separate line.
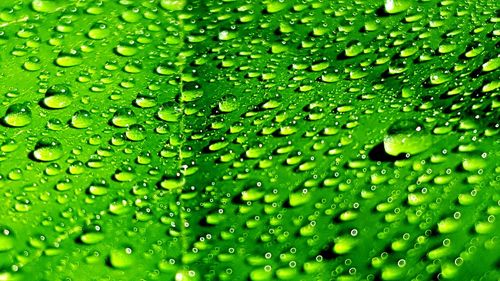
[33, 137, 63, 162]
[109, 247, 134, 269]
[71, 110, 92, 129]
[218, 94, 238, 113]
[43, 84, 72, 109]
[112, 108, 137, 127]
[383, 120, 432, 156]
[0, 226, 14, 252]
[384, 0, 412, 14]
[55, 49, 83, 67]
[3, 103, 32, 127]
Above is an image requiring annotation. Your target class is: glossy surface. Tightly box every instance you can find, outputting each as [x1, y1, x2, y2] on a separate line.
[0, 0, 498, 280]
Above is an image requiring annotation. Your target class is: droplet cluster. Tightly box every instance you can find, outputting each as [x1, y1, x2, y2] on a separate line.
[0, 0, 498, 280]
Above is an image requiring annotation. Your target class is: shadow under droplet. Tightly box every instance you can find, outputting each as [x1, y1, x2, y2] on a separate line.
[0, 118, 10, 128]
[368, 143, 406, 162]
[74, 236, 84, 245]
[38, 99, 50, 110]
[375, 6, 390, 17]
[105, 256, 113, 268]
[316, 243, 340, 260]
[27, 151, 38, 162]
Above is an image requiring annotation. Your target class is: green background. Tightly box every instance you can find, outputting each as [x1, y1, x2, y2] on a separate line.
[0, 0, 498, 280]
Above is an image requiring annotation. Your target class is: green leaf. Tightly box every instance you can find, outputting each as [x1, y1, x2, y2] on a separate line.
[0, 0, 499, 280]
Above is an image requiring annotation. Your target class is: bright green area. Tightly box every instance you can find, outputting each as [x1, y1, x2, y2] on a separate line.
[0, 0, 499, 280]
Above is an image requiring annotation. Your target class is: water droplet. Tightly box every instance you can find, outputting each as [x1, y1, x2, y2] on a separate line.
[158, 102, 181, 122]
[266, 1, 288, 13]
[115, 41, 138, 57]
[218, 94, 238, 113]
[333, 236, 357, 255]
[71, 110, 92, 128]
[80, 224, 104, 245]
[88, 178, 109, 196]
[482, 57, 500, 72]
[384, 0, 412, 14]
[383, 120, 432, 156]
[55, 49, 83, 67]
[112, 108, 137, 127]
[160, 0, 186, 11]
[33, 137, 63, 162]
[23, 56, 41, 71]
[32, 0, 64, 13]
[3, 103, 32, 127]
[121, 9, 141, 23]
[88, 22, 109, 40]
[0, 226, 14, 252]
[109, 247, 134, 269]
[43, 84, 72, 109]
[114, 165, 135, 181]
[55, 178, 73, 191]
[134, 92, 157, 108]
[345, 40, 364, 57]
[429, 70, 451, 85]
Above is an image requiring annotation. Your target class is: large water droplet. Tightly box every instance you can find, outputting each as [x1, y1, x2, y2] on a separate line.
[109, 247, 134, 269]
[32, 0, 64, 13]
[43, 84, 72, 109]
[160, 0, 186, 11]
[33, 137, 63, 162]
[384, 0, 412, 14]
[80, 224, 104, 245]
[157, 102, 181, 122]
[88, 22, 109, 40]
[0, 226, 14, 252]
[3, 103, 32, 127]
[71, 110, 92, 128]
[112, 108, 137, 127]
[218, 94, 238, 113]
[55, 49, 83, 67]
[383, 120, 432, 156]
